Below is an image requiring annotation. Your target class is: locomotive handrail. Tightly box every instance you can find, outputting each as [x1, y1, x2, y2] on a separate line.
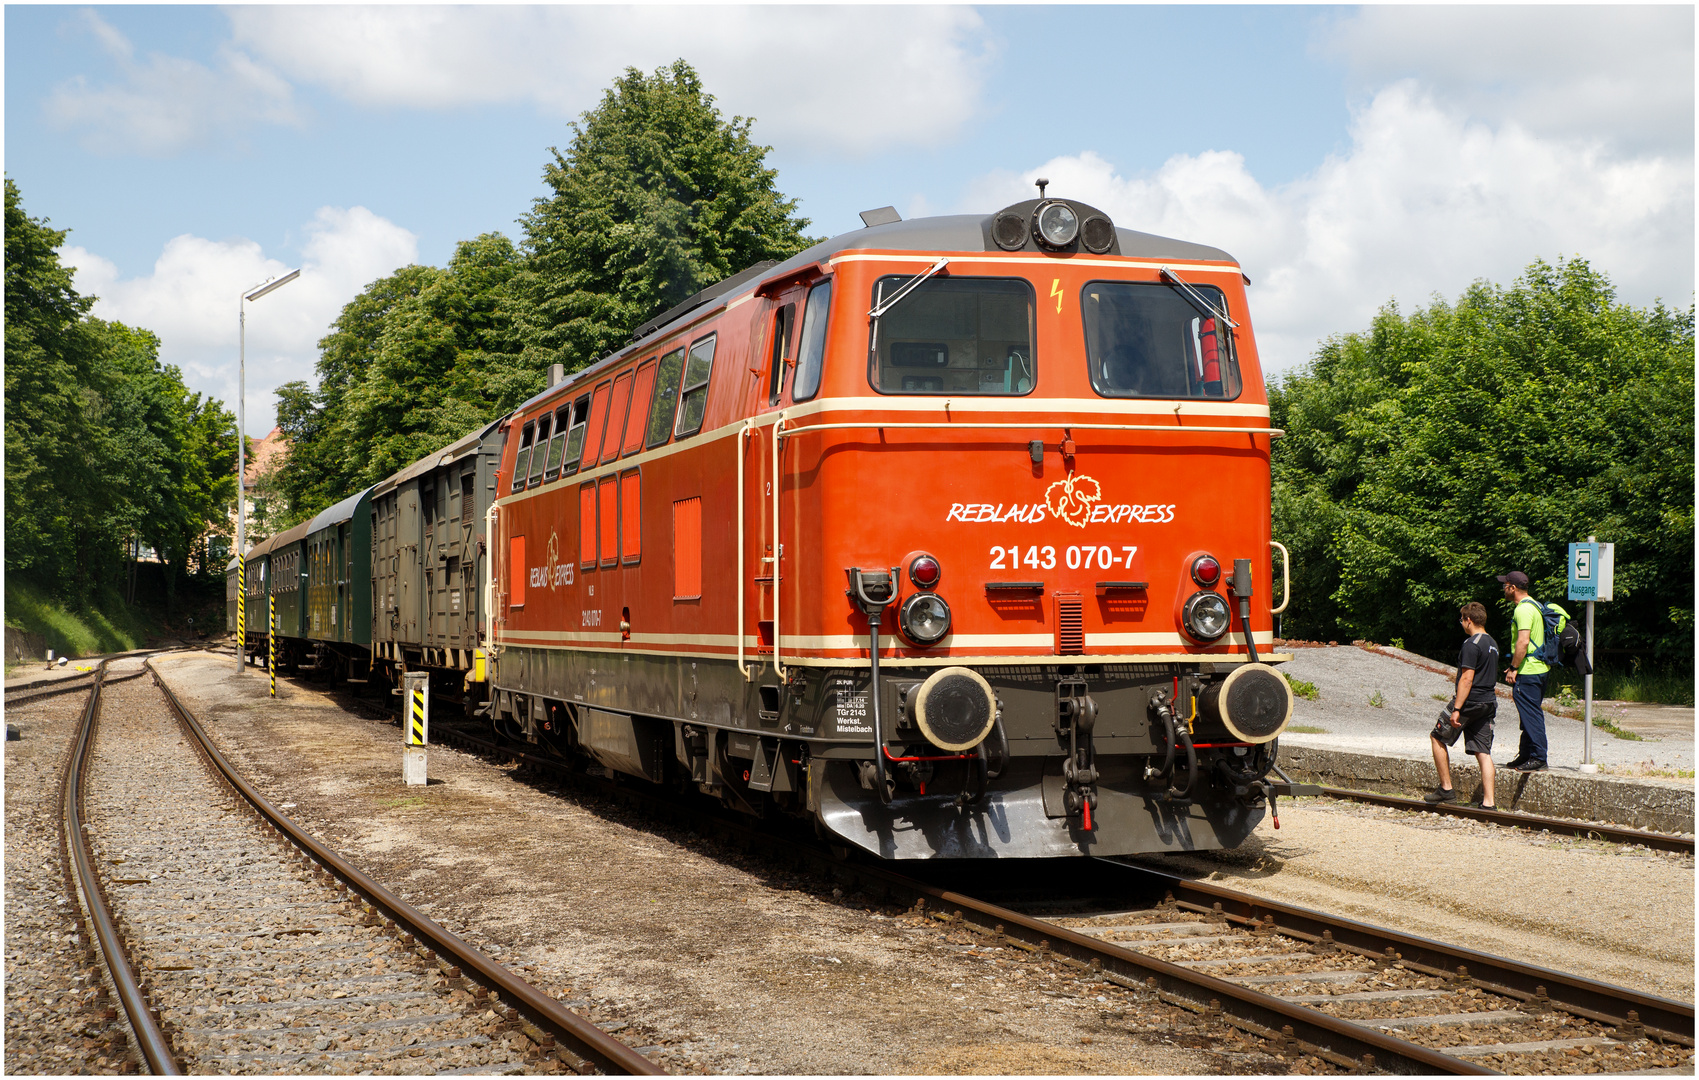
[772, 410, 788, 681]
[736, 418, 756, 681]
[1270, 540, 1291, 615]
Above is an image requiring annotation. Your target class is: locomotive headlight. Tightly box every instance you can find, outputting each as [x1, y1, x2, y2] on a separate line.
[1034, 201, 1080, 247]
[1183, 591, 1231, 641]
[900, 592, 952, 646]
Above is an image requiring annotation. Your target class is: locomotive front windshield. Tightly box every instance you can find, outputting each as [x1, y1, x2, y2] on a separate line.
[870, 276, 1035, 395]
[1082, 281, 1243, 399]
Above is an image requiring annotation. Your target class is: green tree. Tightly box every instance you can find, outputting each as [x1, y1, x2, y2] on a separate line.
[275, 235, 531, 521]
[513, 59, 815, 373]
[5, 178, 240, 612]
[1271, 258, 1694, 672]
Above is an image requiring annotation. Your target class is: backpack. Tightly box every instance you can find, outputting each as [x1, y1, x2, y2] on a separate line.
[1521, 598, 1581, 669]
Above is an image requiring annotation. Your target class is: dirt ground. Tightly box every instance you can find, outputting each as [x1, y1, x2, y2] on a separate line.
[150, 651, 1283, 1076]
[1129, 798, 1695, 1002]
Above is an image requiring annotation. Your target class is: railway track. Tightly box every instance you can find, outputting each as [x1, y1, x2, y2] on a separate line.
[428, 719, 1693, 1075]
[56, 655, 663, 1075]
[1311, 785, 1695, 855]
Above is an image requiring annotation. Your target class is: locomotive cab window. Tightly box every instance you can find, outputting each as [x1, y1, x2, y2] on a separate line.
[767, 303, 794, 406]
[673, 335, 716, 438]
[791, 280, 833, 402]
[869, 276, 1034, 395]
[1082, 280, 1243, 399]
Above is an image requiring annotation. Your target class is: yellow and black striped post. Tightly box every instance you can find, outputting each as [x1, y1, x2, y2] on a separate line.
[402, 671, 429, 785]
[268, 593, 276, 697]
[237, 560, 246, 670]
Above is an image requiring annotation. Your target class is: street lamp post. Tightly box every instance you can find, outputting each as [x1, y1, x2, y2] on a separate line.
[236, 268, 301, 673]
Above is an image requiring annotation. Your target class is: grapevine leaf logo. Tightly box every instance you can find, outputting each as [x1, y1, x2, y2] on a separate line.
[1045, 474, 1102, 528]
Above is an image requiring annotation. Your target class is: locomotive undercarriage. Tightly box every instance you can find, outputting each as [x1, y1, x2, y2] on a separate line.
[489, 646, 1286, 859]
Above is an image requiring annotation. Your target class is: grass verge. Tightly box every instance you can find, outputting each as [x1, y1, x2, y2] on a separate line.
[5, 581, 161, 666]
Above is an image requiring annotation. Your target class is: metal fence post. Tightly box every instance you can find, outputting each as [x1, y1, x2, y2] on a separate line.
[268, 593, 276, 698]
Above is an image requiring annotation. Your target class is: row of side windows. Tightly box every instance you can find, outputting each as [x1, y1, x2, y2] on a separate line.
[511, 334, 716, 494]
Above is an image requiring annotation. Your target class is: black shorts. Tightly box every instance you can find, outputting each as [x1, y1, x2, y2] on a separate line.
[1432, 700, 1496, 755]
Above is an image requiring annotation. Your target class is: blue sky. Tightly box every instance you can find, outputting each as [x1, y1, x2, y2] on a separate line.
[7, 5, 1693, 436]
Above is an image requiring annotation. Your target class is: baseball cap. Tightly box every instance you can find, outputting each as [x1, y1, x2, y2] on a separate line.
[1496, 570, 1530, 588]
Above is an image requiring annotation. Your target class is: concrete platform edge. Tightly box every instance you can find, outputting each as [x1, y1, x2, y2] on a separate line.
[1278, 745, 1695, 836]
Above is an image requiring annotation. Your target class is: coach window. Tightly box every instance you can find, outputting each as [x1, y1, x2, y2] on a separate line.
[868, 277, 1034, 394]
[543, 407, 569, 483]
[645, 347, 685, 448]
[673, 335, 717, 438]
[1081, 280, 1243, 400]
[579, 382, 613, 471]
[511, 421, 535, 492]
[527, 414, 552, 487]
[561, 395, 590, 476]
[767, 303, 794, 406]
[791, 280, 833, 402]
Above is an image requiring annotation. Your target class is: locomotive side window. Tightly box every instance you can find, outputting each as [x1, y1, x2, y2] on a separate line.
[562, 395, 590, 474]
[869, 277, 1034, 395]
[579, 382, 613, 470]
[1081, 281, 1243, 400]
[600, 371, 635, 466]
[673, 335, 717, 438]
[578, 483, 597, 568]
[767, 303, 794, 406]
[543, 410, 568, 484]
[624, 362, 657, 456]
[791, 280, 833, 402]
[511, 421, 535, 492]
[619, 469, 641, 563]
[597, 477, 618, 568]
[527, 414, 552, 487]
[645, 347, 685, 448]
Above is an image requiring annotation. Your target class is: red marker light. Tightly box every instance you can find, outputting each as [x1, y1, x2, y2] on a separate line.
[910, 555, 941, 589]
[1192, 555, 1221, 587]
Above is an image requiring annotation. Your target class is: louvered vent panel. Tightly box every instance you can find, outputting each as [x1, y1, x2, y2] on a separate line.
[1055, 592, 1085, 655]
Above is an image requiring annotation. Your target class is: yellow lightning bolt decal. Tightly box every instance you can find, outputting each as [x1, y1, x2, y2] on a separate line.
[1050, 278, 1064, 313]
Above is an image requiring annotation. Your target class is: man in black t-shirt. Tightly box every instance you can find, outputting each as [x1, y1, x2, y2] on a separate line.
[1426, 602, 1500, 808]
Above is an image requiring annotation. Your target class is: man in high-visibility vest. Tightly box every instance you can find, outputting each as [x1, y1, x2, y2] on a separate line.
[1498, 570, 1548, 772]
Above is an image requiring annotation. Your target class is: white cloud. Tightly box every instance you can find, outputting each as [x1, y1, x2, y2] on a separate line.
[62, 207, 419, 436]
[45, 10, 303, 156]
[965, 82, 1693, 373]
[225, 5, 993, 155]
[1319, 6, 1694, 157]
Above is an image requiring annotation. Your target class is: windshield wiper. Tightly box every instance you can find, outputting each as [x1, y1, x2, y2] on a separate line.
[868, 258, 950, 319]
[1159, 266, 1238, 329]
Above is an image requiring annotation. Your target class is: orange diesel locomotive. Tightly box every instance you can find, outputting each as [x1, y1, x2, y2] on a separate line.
[488, 193, 1294, 859]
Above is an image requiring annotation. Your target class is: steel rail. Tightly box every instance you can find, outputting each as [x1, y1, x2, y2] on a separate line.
[10, 674, 98, 705]
[430, 724, 1481, 1075]
[1111, 860, 1694, 1045]
[144, 661, 664, 1076]
[62, 660, 183, 1075]
[1315, 785, 1695, 854]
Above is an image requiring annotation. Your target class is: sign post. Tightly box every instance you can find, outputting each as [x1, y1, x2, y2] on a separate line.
[1567, 537, 1614, 773]
[402, 671, 429, 786]
[268, 593, 277, 698]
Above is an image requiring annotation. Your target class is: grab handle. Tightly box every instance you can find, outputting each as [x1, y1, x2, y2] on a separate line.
[1269, 540, 1291, 615]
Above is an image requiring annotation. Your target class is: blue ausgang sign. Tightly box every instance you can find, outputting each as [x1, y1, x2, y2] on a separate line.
[1568, 541, 1614, 602]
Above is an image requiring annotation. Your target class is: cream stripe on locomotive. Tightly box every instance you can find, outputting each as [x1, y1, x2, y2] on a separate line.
[825, 253, 1251, 277]
[495, 397, 1273, 510]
